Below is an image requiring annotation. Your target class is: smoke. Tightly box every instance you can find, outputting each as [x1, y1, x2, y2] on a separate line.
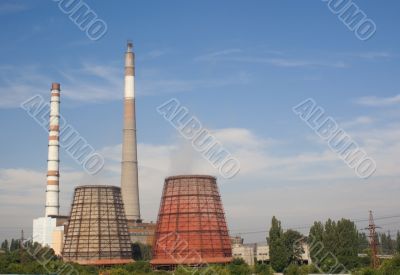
[167, 136, 216, 177]
[168, 137, 196, 175]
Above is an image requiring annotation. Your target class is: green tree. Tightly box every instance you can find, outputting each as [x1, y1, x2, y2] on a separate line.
[309, 221, 324, 244]
[131, 243, 152, 261]
[0, 240, 8, 252]
[358, 232, 369, 253]
[387, 232, 394, 254]
[228, 258, 252, 275]
[283, 229, 304, 264]
[283, 264, 300, 275]
[322, 219, 337, 255]
[254, 263, 273, 275]
[379, 254, 400, 275]
[269, 216, 288, 272]
[380, 233, 388, 254]
[309, 218, 365, 271]
[335, 219, 359, 269]
[397, 231, 400, 254]
[308, 221, 324, 264]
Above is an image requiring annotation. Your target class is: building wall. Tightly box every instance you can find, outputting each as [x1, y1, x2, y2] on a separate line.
[301, 243, 312, 264]
[33, 217, 57, 247]
[254, 243, 311, 264]
[51, 227, 64, 255]
[230, 236, 244, 245]
[128, 221, 156, 246]
[33, 216, 68, 255]
[232, 244, 255, 266]
[256, 244, 269, 263]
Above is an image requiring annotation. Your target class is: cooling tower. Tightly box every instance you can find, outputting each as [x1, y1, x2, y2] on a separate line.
[151, 175, 232, 268]
[62, 185, 133, 265]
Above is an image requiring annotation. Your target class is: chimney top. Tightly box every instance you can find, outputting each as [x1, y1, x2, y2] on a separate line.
[51, 83, 61, 91]
[127, 40, 133, 52]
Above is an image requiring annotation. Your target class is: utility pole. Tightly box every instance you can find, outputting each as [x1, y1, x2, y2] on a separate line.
[365, 210, 380, 268]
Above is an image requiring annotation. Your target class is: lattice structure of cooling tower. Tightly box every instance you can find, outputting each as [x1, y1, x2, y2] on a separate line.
[151, 175, 232, 268]
[62, 185, 133, 265]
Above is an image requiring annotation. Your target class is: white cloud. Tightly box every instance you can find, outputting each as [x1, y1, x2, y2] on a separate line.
[195, 49, 347, 68]
[340, 116, 376, 128]
[194, 48, 242, 62]
[138, 70, 250, 96]
[356, 94, 400, 107]
[343, 51, 393, 60]
[2, 118, 400, 242]
[0, 65, 53, 108]
[0, 63, 251, 108]
[0, 3, 29, 14]
[142, 49, 171, 59]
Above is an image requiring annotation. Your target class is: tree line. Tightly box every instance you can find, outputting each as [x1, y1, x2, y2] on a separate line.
[268, 216, 400, 274]
[1, 217, 400, 274]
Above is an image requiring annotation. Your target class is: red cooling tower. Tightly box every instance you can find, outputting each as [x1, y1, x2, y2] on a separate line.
[151, 175, 232, 268]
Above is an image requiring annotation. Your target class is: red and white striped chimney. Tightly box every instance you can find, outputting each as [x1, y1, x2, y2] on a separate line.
[45, 83, 60, 217]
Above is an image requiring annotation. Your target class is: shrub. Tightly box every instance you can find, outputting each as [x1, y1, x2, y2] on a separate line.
[254, 263, 273, 275]
[284, 264, 300, 275]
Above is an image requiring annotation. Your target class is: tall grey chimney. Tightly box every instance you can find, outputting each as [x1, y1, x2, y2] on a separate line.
[121, 41, 141, 221]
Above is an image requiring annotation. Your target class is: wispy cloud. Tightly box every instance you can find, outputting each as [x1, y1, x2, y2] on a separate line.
[65, 40, 96, 48]
[195, 48, 347, 68]
[0, 3, 29, 14]
[356, 94, 400, 107]
[342, 51, 394, 60]
[340, 116, 376, 128]
[194, 48, 242, 62]
[0, 65, 53, 108]
[0, 63, 123, 108]
[143, 49, 171, 59]
[0, 62, 252, 108]
[138, 70, 251, 96]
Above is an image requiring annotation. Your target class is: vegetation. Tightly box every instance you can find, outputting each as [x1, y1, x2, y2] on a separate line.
[397, 231, 400, 254]
[269, 216, 288, 271]
[268, 216, 305, 272]
[254, 263, 273, 275]
[1, 219, 400, 274]
[132, 242, 152, 261]
[308, 218, 364, 272]
[353, 255, 400, 274]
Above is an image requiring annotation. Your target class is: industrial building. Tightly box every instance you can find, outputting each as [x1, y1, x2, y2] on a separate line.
[32, 215, 67, 253]
[256, 243, 269, 263]
[151, 175, 232, 268]
[120, 41, 157, 245]
[232, 244, 255, 266]
[62, 185, 133, 265]
[231, 242, 312, 266]
[30, 43, 235, 269]
[127, 220, 157, 246]
[32, 43, 155, 263]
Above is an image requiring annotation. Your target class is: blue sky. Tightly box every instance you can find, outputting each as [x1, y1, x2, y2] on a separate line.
[1, 0, 400, 242]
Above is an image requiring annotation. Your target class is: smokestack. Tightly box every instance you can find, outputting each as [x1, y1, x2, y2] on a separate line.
[121, 41, 141, 221]
[45, 83, 60, 217]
